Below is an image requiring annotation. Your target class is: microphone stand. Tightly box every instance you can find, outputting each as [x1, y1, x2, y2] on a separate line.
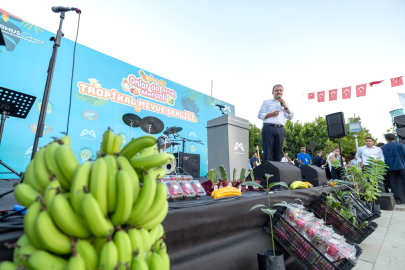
[31, 12, 66, 159]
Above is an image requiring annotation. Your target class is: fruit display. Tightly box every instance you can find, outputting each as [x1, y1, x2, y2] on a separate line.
[4, 129, 172, 270]
[189, 180, 206, 197]
[178, 180, 196, 199]
[285, 202, 305, 225]
[165, 180, 183, 200]
[211, 186, 242, 199]
[289, 181, 309, 190]
[304, 218, 324, 239]
[337, 243, 356, 260]
[311, 226, 334, 253]
[294, 211, 314, 231]
[304, 181, 313, 187]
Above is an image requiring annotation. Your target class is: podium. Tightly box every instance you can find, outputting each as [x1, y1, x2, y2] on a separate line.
[207, 114, 249, 180]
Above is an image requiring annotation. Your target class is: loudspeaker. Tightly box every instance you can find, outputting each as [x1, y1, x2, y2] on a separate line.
[300, 165, 327, 186]
[307, 141, 317, 154]
[394, 115, 405, 127]
[174, 153, 200, 178]
[397, 127, 405, 139]
[326, 112, 347, 139]
[247, 161, 301, 188]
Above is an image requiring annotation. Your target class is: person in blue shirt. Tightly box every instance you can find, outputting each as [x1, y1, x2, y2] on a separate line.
[249, 153, 259, 169]
[381, 133, 405, 205]
[297, 146, 312, 167]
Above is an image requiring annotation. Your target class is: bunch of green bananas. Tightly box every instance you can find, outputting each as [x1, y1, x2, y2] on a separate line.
[2, 129, 173, 270]
[289, 181, 309, 190]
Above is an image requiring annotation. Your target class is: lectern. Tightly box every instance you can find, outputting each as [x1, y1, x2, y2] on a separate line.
[207, 114, 249, 180]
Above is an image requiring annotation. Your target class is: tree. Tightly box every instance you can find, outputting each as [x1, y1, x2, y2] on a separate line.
[249, 123, 263, 161]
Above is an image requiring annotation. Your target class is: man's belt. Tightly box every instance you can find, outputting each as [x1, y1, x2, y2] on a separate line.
[264, 123, 284, 128]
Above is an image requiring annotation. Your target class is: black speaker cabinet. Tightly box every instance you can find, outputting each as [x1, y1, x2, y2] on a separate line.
[300, 165, 327, 186]
[394, 115, 405, 127]
[173, 153, 200, 178]
[326, 112, 347, 139]
[247, 161, 301, 188]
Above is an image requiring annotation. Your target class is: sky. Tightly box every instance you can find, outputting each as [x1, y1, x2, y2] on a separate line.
[2, 0, 405, 141]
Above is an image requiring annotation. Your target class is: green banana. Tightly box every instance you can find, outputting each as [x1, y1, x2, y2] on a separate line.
[23, 161, 43, 193]
[126, 170, 157, 224]
[60, 134, 71, 146]
[138, 145, 158, 158]
[111, 170, 133, 225]
[35, 209, 71, 255]
[90, 158, 108, 216]
[134, 183, 167, 227]
[127, 228, 145, 261]
[116, 156, 140, 203]
[158, 250, 170, 270]
[130, 152, 174, 171]
[99, 237, 118, 270]
[75, 239, 98, 270]
[119, 134, 158, 160]
[66, 252, 86, 270]
[0, 261, 17, 270]
[24, 202, 45, 250]
[93, 237, 107, 256]
[82, 193, 113, 237]
[105, 155, 118, 213]
[112, 134, 123, 154]
[28, 250, 67, 270]
[149, 252, 164, 270]
[43, 179, 61, 207]
[149, 224, 164, 245]
[153, 166, 167, 180]
[114, 230, 132, 270]
[44, 142, 70, 190]
[18, 245, 38, 268]
[130, 255, 148, 270]
[33, 147, 51, 189]
[13, 234, 30, 266]
[139, 228, 152, 261]
[141, 200, 169, 230]
[154, 239, 165, 252]
[101, 127, 114, 155]
[49, 193, 92, 238]
[14, 183, 40, 208]
[70, 161, 92, 216]
[55, 144, 79, 182]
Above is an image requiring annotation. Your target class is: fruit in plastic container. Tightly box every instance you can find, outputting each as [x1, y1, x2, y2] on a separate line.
[337, 245, 355, 260]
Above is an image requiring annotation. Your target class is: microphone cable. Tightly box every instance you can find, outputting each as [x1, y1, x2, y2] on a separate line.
[66, 11, 81, 135]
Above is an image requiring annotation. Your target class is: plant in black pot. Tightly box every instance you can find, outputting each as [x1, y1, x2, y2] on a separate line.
[363, 157, 388, 211]
[240, 174, 291, 270]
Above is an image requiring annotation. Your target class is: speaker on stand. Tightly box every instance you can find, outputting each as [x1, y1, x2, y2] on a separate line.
[394, 115, 405, 145]
[326, 112, 347, 166]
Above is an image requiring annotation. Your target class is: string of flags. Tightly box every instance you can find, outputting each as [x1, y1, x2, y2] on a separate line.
[305, 76, 403, 102]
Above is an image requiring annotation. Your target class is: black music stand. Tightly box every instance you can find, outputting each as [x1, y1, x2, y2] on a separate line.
[0, 86, 36, 181]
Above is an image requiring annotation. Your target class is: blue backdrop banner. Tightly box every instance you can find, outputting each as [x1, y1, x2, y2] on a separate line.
[0, 8, 235, 176]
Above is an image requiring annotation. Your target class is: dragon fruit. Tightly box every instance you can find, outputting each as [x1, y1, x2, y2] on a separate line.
[178, 180, 196, 199]
[311, 227, 333, 253]
[294, 211, 314, 231]
[304, 218, 324, 239]
[285, 203, 305, 224]
[189, 180, 206, 197]
[275, 229, 289, 242]
[325, 234, 345, 260]
[337, 243, 355, 260]
[165, 180, 183, 200]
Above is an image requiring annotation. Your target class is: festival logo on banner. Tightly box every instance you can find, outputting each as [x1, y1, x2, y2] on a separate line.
[77, 74, 198, 123]
[29, 123, 52, 134]
[78, 147, 93, 162]
[118, 133, 127, 144]
[80, 129, 96, 140]
[35, 101, 53, 114]
[82, 111, 98, 121]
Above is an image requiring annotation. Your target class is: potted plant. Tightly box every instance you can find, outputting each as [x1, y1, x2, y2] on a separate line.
[240, 174, 291, 270]
[362, 157, 388, 211]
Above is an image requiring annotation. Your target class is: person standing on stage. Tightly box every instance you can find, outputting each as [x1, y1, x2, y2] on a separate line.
[297, 146, 312, 167]
[258, 84, 294, 161]
[356, 137, 384, 167]
[381, 133, 405, 203]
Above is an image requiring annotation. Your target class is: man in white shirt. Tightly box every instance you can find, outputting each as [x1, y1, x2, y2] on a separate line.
[258, 84, 294, 161]
[356, 137, 385, 167]
[281, 152, 294, 164]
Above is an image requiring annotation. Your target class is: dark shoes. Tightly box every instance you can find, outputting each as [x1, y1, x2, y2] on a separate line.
[396, 199, 401, 205]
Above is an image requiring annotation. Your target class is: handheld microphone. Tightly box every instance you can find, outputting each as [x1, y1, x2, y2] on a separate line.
[215, 104, 225, 109]
[51, 6, 81, 13]
[277, 95, 283, 106]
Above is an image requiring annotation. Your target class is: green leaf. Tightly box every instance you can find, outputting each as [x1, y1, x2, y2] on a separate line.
[272, 203, 294, 209]
[261, 209, 277, 216]
[239, 181, 263, 189]
[268, 182, 290, 190]
[247, 204, 267, 214]
[358, 221, 368, 229]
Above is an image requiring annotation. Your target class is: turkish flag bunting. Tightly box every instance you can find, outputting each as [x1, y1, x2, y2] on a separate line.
[391, 77, 404, 87]
[308, 93, 315, 99]
[369, 80, 383, 87]
[342, 87, 351, 99]
[317, 91, 325, 102]
[356, 84, 367, 97]
[329, 89, 338, 101]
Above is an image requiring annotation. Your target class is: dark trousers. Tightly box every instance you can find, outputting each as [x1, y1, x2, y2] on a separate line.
[262, 125, 285, 162]
[388, 169, 405, 201]
[331, 167, 343, 180]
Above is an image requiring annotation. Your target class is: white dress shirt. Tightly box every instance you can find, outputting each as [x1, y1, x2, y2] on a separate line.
[356, 146, 384, 166]
[258, 98, 294, 125]
[281, 157, 288, 162]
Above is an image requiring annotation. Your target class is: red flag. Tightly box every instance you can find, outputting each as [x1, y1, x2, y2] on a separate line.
[317, 91, 325, 102]
[356, 84, 367, 97]
[391, 77, 404, 87]
[329, 89, 338, 101]
[308, 93, 315, 99]
[369, 80, 383, 87]
[342, 87, 351, 99]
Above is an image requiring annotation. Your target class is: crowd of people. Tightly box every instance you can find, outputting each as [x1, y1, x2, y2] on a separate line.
[249, 134, 405, 205]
